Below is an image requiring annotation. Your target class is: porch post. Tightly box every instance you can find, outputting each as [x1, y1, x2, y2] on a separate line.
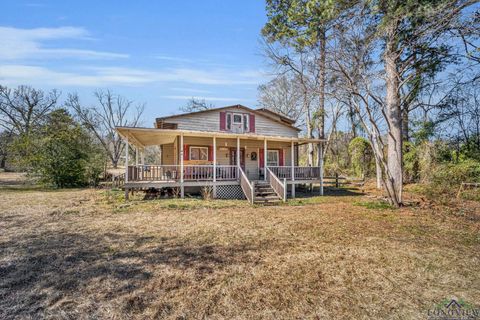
[291, 140, 295, 198]
[213, 135, 217, 198]
[320, 142, 324, 196]
[180, 133, 184, 198]
[236, 136, 240, 177]
[140, 149, 145, 164]
[125, 137, 129, 182]
[264, 138, 267, 181]
[135, 147, 139, 166]
[125, 136, 129, 200]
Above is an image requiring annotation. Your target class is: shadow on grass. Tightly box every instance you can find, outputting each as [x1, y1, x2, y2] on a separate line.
[0, 230, 255, 319]
[294, 186, 365, 198]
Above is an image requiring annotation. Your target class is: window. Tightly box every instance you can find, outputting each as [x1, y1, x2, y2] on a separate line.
[233, 113, 243, 124]
[189, 146, 208, 161]
[243, 114, 249, 131]
[267, 150, 279, 166]
[226, 113, 232, 130]
[225, 112, 249, 132]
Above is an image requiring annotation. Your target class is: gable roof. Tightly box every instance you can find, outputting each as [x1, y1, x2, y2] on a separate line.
[156, 104, 301, 131]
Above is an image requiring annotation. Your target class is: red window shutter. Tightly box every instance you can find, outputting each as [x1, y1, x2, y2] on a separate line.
[259, 148, 264, 168]
[219, 112, 226, 131]
[208, 146, 213, 161]
[279, 149, 284, 166]
[249, 114, 255, 133]
[183, 144, 189, 160]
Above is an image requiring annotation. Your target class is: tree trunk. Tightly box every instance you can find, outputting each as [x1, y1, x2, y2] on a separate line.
[384, 30, 403, 207]
[375, 155, 382, 189]
[317, 28, 326, 167]
[402, 107, 409, 142]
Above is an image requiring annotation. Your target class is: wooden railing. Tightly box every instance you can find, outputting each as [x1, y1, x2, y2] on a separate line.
[268, 166, 321, 180]
[128, 165, 180, 181]
[126, 165, 238, 182]
[112, 173, 125, 188]
[239, 167, 255, 204]
[266, 168, 286, 202]
[215, 165, 238, 180]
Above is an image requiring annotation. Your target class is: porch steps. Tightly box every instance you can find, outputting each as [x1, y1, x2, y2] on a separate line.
[253, 182, 282, 205]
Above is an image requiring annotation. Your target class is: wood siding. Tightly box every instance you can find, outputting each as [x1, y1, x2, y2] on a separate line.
[162, 107, 298, 138]
[176, 136, 294, 180]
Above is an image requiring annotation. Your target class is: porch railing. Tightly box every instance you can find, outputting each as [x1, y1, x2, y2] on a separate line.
[127, 165, 238, 182]
[239, 167, 255, 204]
[268, 166, 321, 180]
[266, 168, 286, 202]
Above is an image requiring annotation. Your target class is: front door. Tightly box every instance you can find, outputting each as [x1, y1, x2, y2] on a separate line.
[229, 148, 245, 169]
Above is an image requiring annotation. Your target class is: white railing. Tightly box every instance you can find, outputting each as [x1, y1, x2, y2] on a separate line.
[127, 165, 238, 181]
[239, 167, 255, 204]
[266, 168, 286, 202]
[268, 166, 321, 180]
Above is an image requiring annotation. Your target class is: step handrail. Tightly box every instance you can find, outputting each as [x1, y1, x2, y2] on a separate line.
[239, 166, 255, 204]
[266, 168, 287, 202]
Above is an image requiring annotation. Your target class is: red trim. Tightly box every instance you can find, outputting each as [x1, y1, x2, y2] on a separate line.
[259, 148, 264, 168]
[219, 111, 226, 131]
[249, 114, 255, 133]
[183, 144, 189, 160]
[208, 146, 213, 161]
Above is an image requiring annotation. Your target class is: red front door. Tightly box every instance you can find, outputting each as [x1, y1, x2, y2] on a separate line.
[229, 148, 245, 169]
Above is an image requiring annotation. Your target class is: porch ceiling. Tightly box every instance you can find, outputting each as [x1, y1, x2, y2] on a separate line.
[116, 126, 325, 148]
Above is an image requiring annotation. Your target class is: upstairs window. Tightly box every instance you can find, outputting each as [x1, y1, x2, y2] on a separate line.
[225, 112, 249, 133]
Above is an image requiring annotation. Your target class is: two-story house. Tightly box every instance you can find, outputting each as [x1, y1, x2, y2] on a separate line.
[116, 104, 324, 204]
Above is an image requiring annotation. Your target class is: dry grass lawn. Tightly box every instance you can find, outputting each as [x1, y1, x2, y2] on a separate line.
[0, 172, 479, 319]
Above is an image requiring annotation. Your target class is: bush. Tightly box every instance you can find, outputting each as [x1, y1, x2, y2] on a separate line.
[424, 159, 480, 196]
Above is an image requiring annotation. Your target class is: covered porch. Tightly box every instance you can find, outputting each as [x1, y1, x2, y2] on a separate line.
[116, 127, 325, 202]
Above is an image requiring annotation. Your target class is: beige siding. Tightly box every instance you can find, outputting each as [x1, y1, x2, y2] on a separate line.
[163, 107, 299, 138]
[173, 137, 294, 180]
[161, 143, 175, 165]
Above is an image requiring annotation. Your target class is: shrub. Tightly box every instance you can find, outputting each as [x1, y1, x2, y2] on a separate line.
[424, 159, 480, 197]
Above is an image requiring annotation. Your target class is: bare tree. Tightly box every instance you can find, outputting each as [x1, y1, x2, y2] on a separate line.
[0, 85, 59, 135]
[258, 74, 304, 124]
[66, 90, 144, 168]
[180, 98, 215, 113]
[262, 40, 319, 165]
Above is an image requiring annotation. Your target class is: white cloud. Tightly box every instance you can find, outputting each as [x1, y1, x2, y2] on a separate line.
[0, 26, 128, 60]
[0, 64, 266, 87]
[154, 55, 193, 63]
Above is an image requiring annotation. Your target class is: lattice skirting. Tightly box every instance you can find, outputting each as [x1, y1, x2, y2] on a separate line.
[215, 185, 246, 199]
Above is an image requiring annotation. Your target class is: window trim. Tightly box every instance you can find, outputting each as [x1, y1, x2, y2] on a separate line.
[267, 150, 279, 166]
[189, 146, 209, 161]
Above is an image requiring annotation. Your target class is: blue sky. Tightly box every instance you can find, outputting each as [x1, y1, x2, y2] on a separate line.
[0, 0, 269, 120]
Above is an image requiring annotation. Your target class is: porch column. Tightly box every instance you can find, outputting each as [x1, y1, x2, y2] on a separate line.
[236, 136, 240, 177]
[180, 133, 184, 198]
[125, 137, 129, 182]
[213, 135, 217, 198]
[125, 136, 129, 200]
[135, 147, 139, 166]
[320, 142, 324, 196]
[291, 140, 295, 198]
[264, 138, 267, 181]
[140, 149, 145, 165]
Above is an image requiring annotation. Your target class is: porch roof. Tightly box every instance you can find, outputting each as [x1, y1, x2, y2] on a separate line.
[116, 126, 325, 148]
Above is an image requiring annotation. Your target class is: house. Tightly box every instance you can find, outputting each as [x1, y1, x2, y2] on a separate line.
[116, 104, 325, 203]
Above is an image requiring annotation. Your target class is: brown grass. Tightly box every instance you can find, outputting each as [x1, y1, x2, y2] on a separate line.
[0, 175, 479, 319]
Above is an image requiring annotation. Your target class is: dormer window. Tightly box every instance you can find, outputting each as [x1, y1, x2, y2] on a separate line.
[220, 111, 254, 133]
